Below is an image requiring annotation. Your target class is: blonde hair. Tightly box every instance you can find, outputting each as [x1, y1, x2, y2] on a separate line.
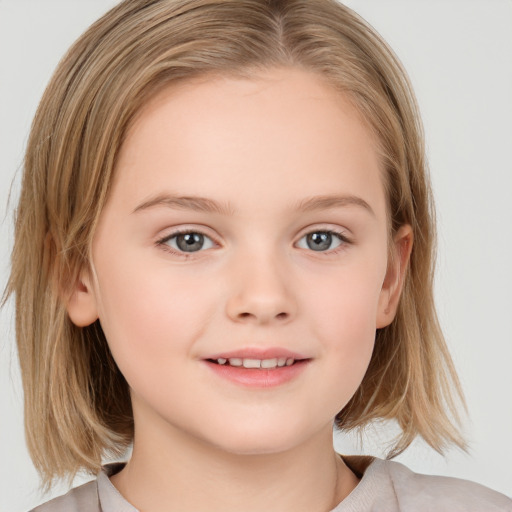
[6, 0, 466, 488]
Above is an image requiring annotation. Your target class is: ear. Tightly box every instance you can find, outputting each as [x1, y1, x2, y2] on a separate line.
[376, 224, 413, 328]
[65, 267, 99, 327]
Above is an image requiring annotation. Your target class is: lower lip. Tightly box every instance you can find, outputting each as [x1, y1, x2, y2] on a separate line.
[204, 360, 310, 388]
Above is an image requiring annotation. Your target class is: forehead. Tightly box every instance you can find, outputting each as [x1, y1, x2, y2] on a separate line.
[110, 67, 386, 218]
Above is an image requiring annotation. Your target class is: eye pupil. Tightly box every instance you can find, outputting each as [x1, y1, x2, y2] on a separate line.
[307, 232, 332, 251]
[176, 233, 204, 252]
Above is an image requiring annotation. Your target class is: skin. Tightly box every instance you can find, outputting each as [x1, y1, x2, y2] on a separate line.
[67, 67, 412, 512]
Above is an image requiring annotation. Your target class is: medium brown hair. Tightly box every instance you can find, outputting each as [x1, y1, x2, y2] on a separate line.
[6, 0, 466, 488]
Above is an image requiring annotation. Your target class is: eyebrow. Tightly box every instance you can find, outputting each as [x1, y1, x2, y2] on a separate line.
[294, 194, 375, 216]
[132, 193, 374, 216]
[132, 195, 235, 215]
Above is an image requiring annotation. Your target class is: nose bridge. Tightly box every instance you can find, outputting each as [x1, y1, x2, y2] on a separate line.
[225, 241, 296, 324]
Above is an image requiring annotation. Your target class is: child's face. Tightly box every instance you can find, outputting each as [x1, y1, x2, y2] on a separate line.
[69, 68, 409, 455]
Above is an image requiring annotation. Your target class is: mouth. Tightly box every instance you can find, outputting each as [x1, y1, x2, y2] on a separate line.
[206, 357, 301, 369]
[203, 351, 311, 388]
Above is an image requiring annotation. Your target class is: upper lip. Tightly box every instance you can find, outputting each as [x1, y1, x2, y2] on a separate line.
[205, 347, 309, 360]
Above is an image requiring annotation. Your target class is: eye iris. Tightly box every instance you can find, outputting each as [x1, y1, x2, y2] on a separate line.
[307, 232, 332, 251]
[176, 233, 204, 252]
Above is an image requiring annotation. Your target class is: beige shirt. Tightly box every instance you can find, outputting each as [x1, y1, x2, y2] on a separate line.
[31, 456, 512, 512]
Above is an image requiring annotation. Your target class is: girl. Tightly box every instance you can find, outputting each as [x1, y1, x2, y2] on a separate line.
[3, 0, 511, 510]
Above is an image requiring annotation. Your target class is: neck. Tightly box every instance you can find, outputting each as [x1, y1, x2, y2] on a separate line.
[111, 413, 359, 512]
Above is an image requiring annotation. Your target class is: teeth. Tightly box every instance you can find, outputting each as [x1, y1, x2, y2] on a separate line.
[243, 359, 261, 368]
[217, 357, 295, 368]
[261, 358, 278, 369]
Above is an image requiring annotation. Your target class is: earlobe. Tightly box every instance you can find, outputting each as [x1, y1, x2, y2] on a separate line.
[376, 225, 413, 328]
[66, 269, 99, 327]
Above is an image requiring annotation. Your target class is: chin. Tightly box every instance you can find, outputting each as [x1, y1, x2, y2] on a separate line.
[202, 419, 321, 457]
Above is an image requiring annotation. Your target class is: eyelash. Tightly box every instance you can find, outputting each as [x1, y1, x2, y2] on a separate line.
[155, 228, 352, 257]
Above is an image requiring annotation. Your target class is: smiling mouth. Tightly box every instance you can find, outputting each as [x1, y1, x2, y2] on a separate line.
[206, 357, 304, 369]
[204, 355, 310, 387]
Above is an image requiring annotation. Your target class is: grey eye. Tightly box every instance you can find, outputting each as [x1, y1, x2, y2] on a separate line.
[168, 232, 214, 252]
[297, 231, 343, 252]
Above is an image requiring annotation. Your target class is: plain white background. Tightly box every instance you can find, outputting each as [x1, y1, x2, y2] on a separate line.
[0, 1, 511, 510]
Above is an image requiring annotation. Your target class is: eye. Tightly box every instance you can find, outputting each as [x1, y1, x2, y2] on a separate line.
[296, 230, 346, 252]
[160, 231, 215, 253]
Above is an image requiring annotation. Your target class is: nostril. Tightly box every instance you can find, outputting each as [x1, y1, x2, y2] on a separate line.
[236, 311, 288, 321]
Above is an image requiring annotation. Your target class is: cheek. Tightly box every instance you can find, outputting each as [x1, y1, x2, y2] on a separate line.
[94, 256, 217, 375]
[302, 264, 384, 403]
[306, 260, 384, 340]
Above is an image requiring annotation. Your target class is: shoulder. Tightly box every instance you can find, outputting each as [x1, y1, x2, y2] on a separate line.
[29, 479, 99, 512]
[380, 459, 512, 511]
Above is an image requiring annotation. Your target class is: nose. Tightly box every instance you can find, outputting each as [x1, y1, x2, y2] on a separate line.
[225, 251, 297, 325]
